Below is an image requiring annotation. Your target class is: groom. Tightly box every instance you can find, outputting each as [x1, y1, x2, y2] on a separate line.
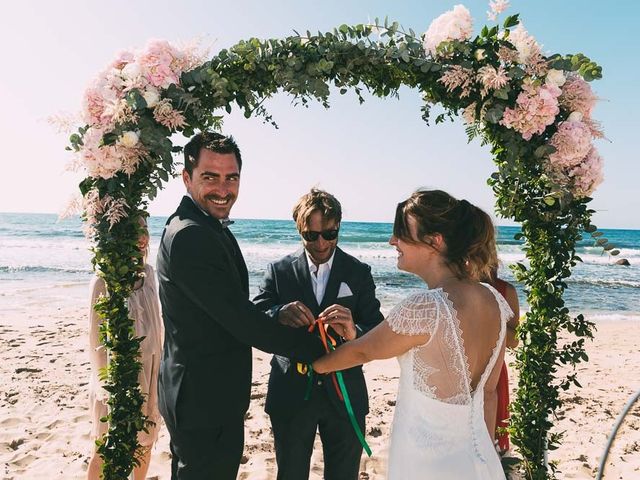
[254, 188, 384, 480]
[156, 132, 324, 480]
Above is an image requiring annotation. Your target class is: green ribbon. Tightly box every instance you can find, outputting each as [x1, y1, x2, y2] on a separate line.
[304, 365, 314, 401]
[328, 344, 372, 457]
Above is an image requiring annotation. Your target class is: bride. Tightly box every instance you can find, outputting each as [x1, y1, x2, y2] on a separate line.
[313, 190, 512, 479]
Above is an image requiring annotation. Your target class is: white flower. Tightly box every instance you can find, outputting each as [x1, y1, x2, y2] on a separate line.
[119, 131, 139, 148]
[487, 0, 510, 21]
[142, 87, 161, 108]
[423, 5, 473, 56]
[474, 48, 486, 61]
[508, 24, 541, 64]
[121, 62, 142, 80]
[568, 111, 584, 122]
[546, 69, 566, 88]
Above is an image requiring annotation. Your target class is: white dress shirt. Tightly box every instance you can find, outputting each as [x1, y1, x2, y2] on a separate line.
[306, 250, 335, 306]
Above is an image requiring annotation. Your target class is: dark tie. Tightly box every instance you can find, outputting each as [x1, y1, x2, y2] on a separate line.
[220, 218, 235, 228]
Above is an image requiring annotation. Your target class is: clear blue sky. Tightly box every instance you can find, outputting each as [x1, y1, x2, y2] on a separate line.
[1, 0, 638, 228]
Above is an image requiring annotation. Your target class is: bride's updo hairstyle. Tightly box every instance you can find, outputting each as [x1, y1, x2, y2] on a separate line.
[393, 190, 498, 280]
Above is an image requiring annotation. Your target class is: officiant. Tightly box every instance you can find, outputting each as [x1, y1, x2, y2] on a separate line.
[254, 188, 383, 480]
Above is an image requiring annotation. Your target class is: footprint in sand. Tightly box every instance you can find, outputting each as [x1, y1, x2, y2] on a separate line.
[44, 419, 63, 430]
[9, 452, 37, 468]
[73, 413, 91, 423]
[0, 417, 22, 427]
[34, 431, 54, 441]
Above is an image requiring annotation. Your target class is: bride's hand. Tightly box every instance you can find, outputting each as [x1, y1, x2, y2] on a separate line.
[319, 304, 357, 341]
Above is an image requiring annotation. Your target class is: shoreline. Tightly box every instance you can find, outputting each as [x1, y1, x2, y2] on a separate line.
[0, 300, 639, 479]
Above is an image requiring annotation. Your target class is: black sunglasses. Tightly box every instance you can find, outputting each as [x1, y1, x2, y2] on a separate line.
[301, 229, 339, 242]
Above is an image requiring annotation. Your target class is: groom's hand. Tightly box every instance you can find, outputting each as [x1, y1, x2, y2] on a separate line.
[319, 304, 357, 341]
[278, 301, 315, 328]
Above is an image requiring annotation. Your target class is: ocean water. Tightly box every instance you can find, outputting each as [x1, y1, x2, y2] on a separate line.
[1, 212, 639, 320]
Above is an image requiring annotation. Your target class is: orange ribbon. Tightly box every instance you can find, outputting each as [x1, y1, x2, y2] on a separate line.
[308, 319, 343, 402]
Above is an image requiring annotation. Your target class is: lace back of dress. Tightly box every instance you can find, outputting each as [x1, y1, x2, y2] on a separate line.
[386, 286, 513, 406]
[387, 289, 472, 405]
[414, 290, 473, 404]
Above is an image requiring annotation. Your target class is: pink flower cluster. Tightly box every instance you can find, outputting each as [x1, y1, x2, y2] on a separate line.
[559, 74, 597, 118]
[82, 189, 130, 237]
[82, 39, 204, 130]
[487, 0, 510, 21]
[548, 121, 592, 168]
[78, 39, 206, 181]
[438, 65, 475, 97]
[500, 82, 561, 140]
[569, 147, 604, 197]
[545, 119, 603, 197]
[506, 24, 541, 66]
[423, 5, 473, 56]
[477, 65, 509, 97]
[154, 99, 187, 130]
[79, 127, 143, 180]
[541, 73, 604, 197]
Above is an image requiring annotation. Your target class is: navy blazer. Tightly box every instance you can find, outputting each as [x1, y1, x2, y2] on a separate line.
[156, 197, 324, 429]
[253, 247, 384, 420]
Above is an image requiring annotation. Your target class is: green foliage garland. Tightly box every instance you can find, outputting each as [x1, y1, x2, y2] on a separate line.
[68, 12, 606, 480]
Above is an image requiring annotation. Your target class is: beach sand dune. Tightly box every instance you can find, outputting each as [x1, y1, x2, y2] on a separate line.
[1, 305, 638, 479]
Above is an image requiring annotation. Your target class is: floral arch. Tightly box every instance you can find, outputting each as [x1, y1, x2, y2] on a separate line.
[66, 5, 610, 479]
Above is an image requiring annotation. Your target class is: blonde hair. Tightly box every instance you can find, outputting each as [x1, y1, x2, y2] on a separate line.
[292, 188, 342, 232]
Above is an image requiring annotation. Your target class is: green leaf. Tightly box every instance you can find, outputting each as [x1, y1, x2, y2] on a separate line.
[503, 14, 520, 29]
[484, 105, 504, 124]
[493, 88, 509, 100]
[534, 145, 556, 158]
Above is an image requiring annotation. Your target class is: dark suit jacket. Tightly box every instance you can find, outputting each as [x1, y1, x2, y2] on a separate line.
[253, 247, 383, 420]
[156, 197, 324, 430]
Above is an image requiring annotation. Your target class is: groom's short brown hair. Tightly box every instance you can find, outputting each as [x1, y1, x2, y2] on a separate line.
[292, 188, 342, 232]
[183, 131, 242, 176]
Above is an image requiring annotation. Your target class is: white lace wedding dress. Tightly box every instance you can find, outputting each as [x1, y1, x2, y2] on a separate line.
[385, 284, 512, 479]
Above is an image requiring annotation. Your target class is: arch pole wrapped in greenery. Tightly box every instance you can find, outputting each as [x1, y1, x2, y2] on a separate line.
[66, 5, 608, 479]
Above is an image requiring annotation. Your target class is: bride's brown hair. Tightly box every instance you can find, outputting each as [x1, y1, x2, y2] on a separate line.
[393, 190, 498, 281]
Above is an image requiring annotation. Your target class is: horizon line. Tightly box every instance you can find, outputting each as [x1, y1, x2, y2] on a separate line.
[2, 211, 639, 231]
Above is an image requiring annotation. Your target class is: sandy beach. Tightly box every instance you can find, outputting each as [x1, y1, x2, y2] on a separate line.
[1, 291, 638, 480]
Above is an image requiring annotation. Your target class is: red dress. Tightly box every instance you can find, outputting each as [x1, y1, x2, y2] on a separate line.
[493, 279, 511, 452]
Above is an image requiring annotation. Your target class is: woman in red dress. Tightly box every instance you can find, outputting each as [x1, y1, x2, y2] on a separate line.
[489, 273, 520, 453]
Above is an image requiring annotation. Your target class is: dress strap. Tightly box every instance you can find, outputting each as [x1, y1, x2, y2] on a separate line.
[475, 283, 512, 390]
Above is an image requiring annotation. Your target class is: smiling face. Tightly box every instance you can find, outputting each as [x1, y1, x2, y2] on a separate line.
[182, 148, 240, 219]
[389, 215, 437, 275]
[301, 211, 340, 266]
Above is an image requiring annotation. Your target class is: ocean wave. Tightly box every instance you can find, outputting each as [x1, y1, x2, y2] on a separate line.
[565, 278, 640, 289]
[0, 265, 92, 275]
[586, 312, 640, 322]
[0, 237, 89, 250]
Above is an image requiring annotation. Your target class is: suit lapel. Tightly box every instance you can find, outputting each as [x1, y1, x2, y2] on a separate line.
[320, 247, 345, 311]
[178, 196, 249, 294]
[292, 250, 320, 315]
[224, 229, 249, 294]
